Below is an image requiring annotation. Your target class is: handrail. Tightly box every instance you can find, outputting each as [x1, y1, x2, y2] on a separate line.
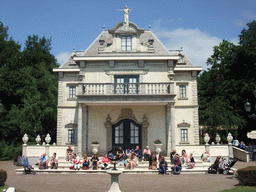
[233, 147, 250, 162]
[79, 82, 174, 95]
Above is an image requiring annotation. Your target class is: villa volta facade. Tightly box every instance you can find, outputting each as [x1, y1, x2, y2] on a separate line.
[53, 8, 202, 157]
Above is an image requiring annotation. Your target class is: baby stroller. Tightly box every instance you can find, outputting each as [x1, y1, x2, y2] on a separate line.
[219, 157, 237, 175]
[23, 157, 36, 175]
[208, 157, 237, 175]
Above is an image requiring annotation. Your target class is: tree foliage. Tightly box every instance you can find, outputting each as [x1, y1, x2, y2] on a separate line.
[0, 22, 59, 146]
[198, 20, 256, 141]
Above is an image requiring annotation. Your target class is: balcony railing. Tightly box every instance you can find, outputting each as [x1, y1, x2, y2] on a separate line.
[78, 83, 174, 95]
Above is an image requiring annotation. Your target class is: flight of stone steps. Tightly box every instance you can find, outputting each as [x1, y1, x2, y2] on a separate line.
[16, 156, 212, 174]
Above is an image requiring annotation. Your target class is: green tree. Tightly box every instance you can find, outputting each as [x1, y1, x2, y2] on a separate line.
[198, 20, 256, 142]
[0, 22, 59, 146]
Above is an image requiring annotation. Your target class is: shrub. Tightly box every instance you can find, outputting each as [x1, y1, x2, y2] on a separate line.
[237, 166, 256, 186]
[0, 141, 20, 161]
[0, 169, 7, 186]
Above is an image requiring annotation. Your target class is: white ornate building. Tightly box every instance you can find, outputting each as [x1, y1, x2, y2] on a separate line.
[53, 7, 202, 157]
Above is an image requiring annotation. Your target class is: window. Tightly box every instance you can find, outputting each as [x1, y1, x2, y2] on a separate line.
[69, 86, 76, 98]
[121, 36, 132, 51]
[114, 75, 139, 94]
[130, 123, 139, 144]
[68, 129, 75, 143]
[181, 129, 188, 142]
[115, 123, 123, 144]
[179, 85, 186, 98]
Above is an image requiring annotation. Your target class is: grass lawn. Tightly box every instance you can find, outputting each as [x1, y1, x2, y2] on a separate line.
[221, 186, 256, 192]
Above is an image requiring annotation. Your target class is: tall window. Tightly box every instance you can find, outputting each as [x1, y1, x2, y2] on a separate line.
[121, 36, 132, 51]
[114, 75, 139, 94]
[181, 129, 188, 142]
[115, 123, 124, 144]
[130, 123, 139, 144]
[179, 85, 186, 98]
[69, 86, 76, 98]
[68, 129, 75, 143]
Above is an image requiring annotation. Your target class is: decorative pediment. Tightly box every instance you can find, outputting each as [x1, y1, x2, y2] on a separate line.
[65, 123, 78, 128]
[108, 22, 144, 35]
[177, 120, 190, 127]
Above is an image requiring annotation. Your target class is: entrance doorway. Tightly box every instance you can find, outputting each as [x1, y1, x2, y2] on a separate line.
[112, 119, 141, 150]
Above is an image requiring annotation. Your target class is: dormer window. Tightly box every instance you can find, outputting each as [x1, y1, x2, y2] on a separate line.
[121, 36, 132, 51]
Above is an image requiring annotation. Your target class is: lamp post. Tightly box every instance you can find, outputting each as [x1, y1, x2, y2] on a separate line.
[34, 126, 37, 142]
[244, 90, 256, 119]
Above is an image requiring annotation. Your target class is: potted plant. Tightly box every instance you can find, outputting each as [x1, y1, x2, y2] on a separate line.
[153, 139, 163, 158]
[91, 141, 100, 154]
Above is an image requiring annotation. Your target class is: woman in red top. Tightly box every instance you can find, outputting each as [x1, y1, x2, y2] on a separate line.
[100, 154, 111, 169]
[171, 155, 182, 174]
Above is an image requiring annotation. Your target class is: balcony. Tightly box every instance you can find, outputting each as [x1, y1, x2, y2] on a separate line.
[77, 82, 175, 104]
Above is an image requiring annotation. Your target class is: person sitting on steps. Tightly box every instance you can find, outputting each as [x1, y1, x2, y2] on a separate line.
[171, 155, 182, 174]
[91, 154, 99, 170]
[50, 152, 58, 169]
[159, 156, 169, 175]
[82, 154, 90, 170]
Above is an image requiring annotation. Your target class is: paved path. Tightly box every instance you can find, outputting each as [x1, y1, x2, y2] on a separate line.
[0, 160, 255, 192]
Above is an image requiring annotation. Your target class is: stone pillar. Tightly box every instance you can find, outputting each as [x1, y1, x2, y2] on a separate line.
[77, 103, 83, 157]
[105, 114, 112, 151]
[22, 144, 27, 157]
[167, 102, 176, 153]
[228, 144, 234, 158]
[142, 114, 149, 149]
[82, 104, 88, 154]
[45, 145, 50, 157]
[192, 71, 200, 145]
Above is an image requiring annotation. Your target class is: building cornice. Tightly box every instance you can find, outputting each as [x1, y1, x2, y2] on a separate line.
[53, 69, 80, 73]
[74, 56, 180, 61]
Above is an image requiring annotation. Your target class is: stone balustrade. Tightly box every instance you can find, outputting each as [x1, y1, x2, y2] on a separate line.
[79, 82, 174, 95]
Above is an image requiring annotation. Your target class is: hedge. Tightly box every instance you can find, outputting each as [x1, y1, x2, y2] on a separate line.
[237, 166, 256, 186]
[0, 169, 7, 186]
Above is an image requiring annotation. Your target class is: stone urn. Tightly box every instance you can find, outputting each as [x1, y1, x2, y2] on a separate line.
[35, 135, 41, 145]
[45, 134, 51, 145]
[154, 143, 163, 159]
[204, 133, 210, 145]
[91, 143, 100, 154]
[22, 133, 29, 145]
[227, 133, 233, 145]
[215, 134, 221, 145]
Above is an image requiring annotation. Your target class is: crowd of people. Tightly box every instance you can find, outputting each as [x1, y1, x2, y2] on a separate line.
[233, 140, 256, 160]
[38, 145, 198, 174]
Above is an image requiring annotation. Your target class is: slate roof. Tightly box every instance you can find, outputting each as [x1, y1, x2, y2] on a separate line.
[60, 21, 200, 70]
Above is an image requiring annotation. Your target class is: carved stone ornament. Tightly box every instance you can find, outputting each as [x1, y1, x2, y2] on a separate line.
[142, 114, 149, 129]
[104, 114, 112, 129]
[45, 134, 51, 145]
[204, 133, 210, 145]
[22, 133, 29, 145]
[215, 134, 221, 145]
[227, 133, 233, 145]
[36, 135, 41, 145]
[115, 108, 138, 123]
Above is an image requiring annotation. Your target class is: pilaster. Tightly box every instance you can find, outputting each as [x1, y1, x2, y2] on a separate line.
[77, 103, 83, 157]
[167, 102, 176, 154]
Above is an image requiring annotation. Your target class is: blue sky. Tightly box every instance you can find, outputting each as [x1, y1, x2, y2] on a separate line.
[1, 0, 256, 70]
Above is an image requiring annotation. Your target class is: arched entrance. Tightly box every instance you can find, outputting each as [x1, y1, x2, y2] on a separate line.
[112, 119, 142, 150]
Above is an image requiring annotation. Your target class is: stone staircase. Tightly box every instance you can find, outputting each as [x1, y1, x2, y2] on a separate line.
[16, 157, 212, 174]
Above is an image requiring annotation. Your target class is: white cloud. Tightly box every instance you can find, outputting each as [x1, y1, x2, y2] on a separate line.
[55, 52, 71, 65]
[154, 28, 223, 71]
[241, 10, 256, 19]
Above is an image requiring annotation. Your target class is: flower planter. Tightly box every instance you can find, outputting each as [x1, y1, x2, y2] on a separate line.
[91, 144, 100, 154]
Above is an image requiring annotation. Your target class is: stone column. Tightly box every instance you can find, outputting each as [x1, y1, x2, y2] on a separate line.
[141, 114, 149, 149]
[167, 102, 176, 153]
[104, 115, 112, 151]
[77, 103, 83, 157]
[22, 144, 27, 157]
[82, 104, 88, 154]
